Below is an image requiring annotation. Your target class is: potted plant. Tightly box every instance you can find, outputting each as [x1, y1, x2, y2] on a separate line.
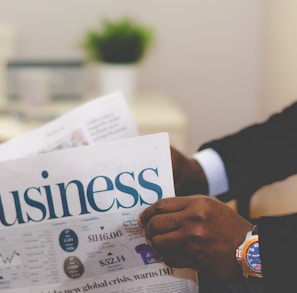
[81, 17, 154, 101]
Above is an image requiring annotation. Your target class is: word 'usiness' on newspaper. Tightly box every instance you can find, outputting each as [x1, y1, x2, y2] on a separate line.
[0, 167, 162, 227]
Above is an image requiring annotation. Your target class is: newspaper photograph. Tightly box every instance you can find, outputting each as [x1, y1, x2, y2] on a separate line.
[0, 92, 198, 292]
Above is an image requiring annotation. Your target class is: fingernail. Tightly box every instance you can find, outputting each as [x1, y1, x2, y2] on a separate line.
[146, 238, 152, 247]
[137, 214, 144, 228]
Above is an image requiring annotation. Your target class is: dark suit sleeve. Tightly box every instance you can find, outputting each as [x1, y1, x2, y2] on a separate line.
[258, 213, 297, 292]
[199, 101, 297, 200]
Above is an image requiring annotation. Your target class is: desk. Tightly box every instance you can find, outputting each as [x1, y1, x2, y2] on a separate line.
[0, 92, 188, 152]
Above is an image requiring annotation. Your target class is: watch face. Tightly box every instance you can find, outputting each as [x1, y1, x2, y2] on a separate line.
[246, 241, 261, 273]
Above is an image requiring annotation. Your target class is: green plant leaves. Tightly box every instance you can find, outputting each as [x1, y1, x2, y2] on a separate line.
[82, 18, 154, 64]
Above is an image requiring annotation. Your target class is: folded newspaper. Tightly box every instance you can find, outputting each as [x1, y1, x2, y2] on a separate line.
[0, 92, 198, 292]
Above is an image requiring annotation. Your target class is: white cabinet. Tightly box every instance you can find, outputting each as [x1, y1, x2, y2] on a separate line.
[129, 92, 188, 152]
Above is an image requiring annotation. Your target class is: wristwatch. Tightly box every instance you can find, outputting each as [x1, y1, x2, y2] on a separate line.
[236, 225, 262, 278]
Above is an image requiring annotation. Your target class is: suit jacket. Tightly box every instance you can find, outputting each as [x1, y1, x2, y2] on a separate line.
[199, 101, 297, 201]
[199, 101, 297, 292]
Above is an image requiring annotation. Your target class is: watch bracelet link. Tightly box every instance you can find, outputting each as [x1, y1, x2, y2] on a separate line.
[252, 223, 259, 235]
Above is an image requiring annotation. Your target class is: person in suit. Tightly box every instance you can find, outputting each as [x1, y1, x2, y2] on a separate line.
[139, 101, 297, 292]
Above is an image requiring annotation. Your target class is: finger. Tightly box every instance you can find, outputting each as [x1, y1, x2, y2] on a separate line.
[144, 212, 181, 240]
[160, 243, 205, 272]
[162, 251, 200, 271]
[148, 229, 184, 253]
[138, 197, 189, 228]
[148, 235, 202, 271]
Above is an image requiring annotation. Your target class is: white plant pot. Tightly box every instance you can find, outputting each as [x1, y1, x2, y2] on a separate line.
[98, 63, 138, 102]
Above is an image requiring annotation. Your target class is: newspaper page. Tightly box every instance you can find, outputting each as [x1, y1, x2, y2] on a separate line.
[0, 132, 198, 292]
[0, 91, 139, 161]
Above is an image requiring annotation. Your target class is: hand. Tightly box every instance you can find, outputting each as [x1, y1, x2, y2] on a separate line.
[138, 195, 253, 281]
[170, 146, 208, 195]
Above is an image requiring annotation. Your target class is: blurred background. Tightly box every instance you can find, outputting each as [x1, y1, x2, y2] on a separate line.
[1, 0, 297, 217]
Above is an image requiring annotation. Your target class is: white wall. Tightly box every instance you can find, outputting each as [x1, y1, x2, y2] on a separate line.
[251, 0, 297, 218]
[0, 0, 263, 154]
[261, 0, 297, 117]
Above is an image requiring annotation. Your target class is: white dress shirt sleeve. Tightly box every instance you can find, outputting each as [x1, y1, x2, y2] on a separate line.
[192, 148, 229, 197]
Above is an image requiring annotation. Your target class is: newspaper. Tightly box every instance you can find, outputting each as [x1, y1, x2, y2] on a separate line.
[0, 92, 198, 292]
[0, 91, 139, 161]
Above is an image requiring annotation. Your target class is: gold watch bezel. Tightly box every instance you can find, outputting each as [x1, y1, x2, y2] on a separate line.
[236, 231, 262, 278]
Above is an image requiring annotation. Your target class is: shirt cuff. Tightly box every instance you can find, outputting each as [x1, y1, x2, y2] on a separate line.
[192, 148, 229, 197]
